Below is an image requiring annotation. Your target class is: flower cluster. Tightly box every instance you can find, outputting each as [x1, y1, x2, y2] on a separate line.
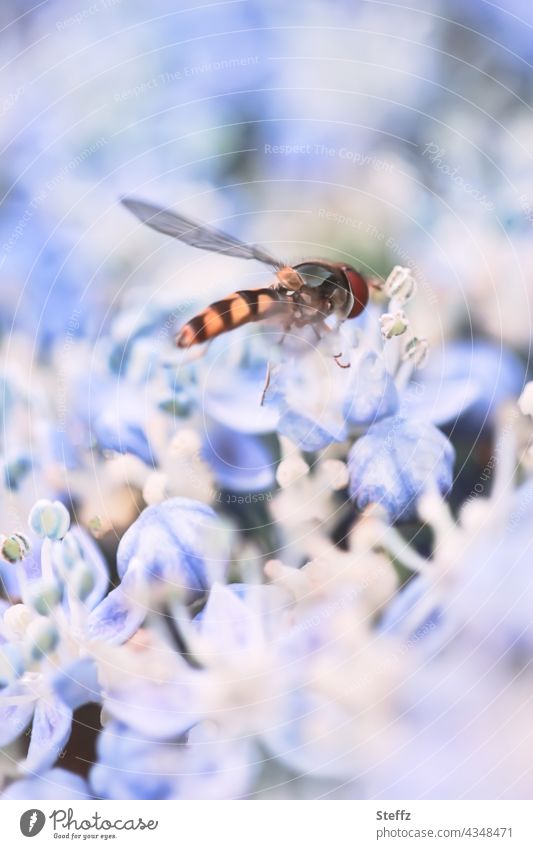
[0, 248, 530, 798]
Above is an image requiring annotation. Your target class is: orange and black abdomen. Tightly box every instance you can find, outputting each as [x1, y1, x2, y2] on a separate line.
[176, 288, 285, 348]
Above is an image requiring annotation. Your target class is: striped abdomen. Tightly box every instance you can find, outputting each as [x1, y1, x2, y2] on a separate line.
[176, 288, 286, 348]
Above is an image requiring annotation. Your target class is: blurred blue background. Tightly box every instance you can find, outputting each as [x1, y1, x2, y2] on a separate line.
[2, 0, 533, 357]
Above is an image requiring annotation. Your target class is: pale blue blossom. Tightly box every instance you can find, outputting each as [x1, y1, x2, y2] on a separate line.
[348, 416, 455, 521]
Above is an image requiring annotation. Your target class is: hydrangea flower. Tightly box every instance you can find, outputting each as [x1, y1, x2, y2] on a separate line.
[406, 340, 525, 431]
[98, 580, 407, 792]
[0, 506, 145, 776]
[115, 498, 228, 596]
[2, 768, 91, 800]
[261, 269, 479, 454]
[348, 416, 455, 521]
[91, 720, 255, 801]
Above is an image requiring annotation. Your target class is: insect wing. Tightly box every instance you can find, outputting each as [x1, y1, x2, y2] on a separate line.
[121, 198, 282, 267]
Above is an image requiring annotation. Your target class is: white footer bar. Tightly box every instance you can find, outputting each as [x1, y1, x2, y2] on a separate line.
[3, 800, 533, 848]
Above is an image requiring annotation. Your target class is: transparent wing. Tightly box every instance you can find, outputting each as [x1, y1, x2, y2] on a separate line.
[121, 197, 282, 268]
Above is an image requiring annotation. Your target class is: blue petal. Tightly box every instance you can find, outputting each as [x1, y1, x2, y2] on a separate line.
[203, 420, 277, 492]
[19, 541, 44, 585]
[0, 684, 36, 747]
[343, 351, 399, 426]
[170, 724, 256, 800]
[401, 377, 480, 425]
[86, 377, 155, 465]
[64, 528, 109, 611]
[92, 407, 154, 465]
[348, 416, 455, 521]
[23, 694, 73, 773]
[90, 721, 179, 800]
[46, 425, 82, 471]
[277, 406, 347, 452]
[0, 643, 25, 686]
[109, 303, 179, 376]
[116, 498, 227, 593]
[87, 577, 145, 645]
[379, 576, 442, 643]
[203, 364, 279, 434]
[264, 365, 348, 451]
[103, 674, 203, 741]
[52, 658, 101, 710]
[416, 340, 525, 430]
[91, 720, 255, 800]
[261, 687, 359, 781]
[2, 768, 91, 800]
[199, 583, 264, 656]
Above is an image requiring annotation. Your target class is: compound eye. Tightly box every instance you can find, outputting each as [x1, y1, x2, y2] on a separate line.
[344, 267, 369, 318]
[295, 263, 333, 288]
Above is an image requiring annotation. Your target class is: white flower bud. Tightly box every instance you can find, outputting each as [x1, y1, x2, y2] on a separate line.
[70, 563, 96, 601]
[0, 532, 30, 563]
[143, 472, 169, 505]
[276, 456, 310, 488]
[24, 617, 59, 661]
[318, 459, 349, 490]
[403, 336, 429, 367]
[3, 603, 35, 640]
[384, 266, 416, 303]
[27, 579, 63, 616]
[379, 310, 409, 339]
[28, 499, 70, 540]
[518, 381, 533, 418]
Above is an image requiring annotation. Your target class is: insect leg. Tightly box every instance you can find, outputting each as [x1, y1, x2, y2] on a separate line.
[333, 352, 351, 369]
[260, 361, 272, 407]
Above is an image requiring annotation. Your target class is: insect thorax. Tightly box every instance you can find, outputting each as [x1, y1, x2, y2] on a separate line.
[292, 261, 354, 320]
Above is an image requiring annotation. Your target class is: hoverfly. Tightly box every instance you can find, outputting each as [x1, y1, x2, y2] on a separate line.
[121, 198, 369, 397]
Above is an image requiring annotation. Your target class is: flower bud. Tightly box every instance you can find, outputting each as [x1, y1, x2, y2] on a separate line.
[379, 310, 409, 339]
[29, 499, 70, 540]
[518, 381, 533, 418]
[24, 617, 59, 661]
[3, 603, 35, 640]
[142, 472, 169, 505]
[403, 336, 429, 368]
[276, 456, 310, 488]
[318, 459, 349, 490]
[0, 532, 30, 563]
[53, 531, 83, 571]
[384, 266, 416, 303]
[70, 563, 96, 601]
[27, 579, 63, 615]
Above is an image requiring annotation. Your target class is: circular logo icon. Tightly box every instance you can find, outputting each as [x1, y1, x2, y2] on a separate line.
[20, 810, 46, 837]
